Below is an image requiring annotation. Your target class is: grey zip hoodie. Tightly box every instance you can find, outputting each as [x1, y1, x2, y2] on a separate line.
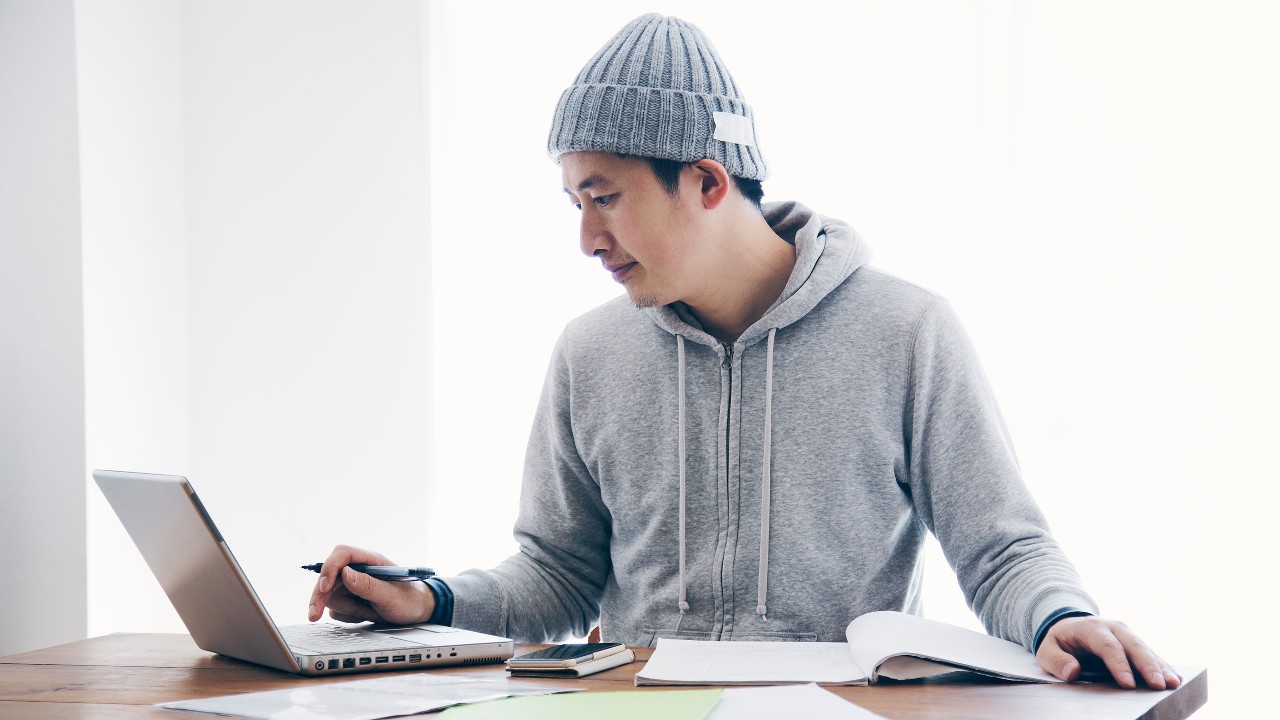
[443, 200, 1097, 650]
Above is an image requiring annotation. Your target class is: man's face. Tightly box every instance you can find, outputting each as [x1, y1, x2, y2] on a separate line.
[562, 152, 703, 308]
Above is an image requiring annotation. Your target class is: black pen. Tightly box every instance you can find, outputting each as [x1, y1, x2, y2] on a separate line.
[301, 563, 435, 581]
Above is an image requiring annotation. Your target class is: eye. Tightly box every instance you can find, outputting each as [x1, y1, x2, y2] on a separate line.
[594, 194, 614, 208]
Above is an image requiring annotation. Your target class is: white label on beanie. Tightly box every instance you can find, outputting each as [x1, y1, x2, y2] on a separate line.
[713, 111, 755, 147]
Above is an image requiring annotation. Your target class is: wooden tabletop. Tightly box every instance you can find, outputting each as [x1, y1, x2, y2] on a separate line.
[0, 633, 1206, 719]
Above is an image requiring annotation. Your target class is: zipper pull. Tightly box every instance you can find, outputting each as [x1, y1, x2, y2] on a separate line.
[721, 343, 733, 369]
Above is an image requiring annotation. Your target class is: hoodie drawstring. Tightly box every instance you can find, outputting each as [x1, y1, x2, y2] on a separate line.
[676, 334, 689, 615]
[675, 329, 778, 623]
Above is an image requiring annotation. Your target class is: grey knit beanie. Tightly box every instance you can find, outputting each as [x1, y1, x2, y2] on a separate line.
[547, 14, 768, 181]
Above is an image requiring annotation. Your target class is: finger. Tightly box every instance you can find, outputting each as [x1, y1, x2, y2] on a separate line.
[307, 545, 394, 622]
[1161, 663, 1183, 689]
[326, 591, 380, 622]
[308, 546, 356, 621]
[330, 609, 379, 623]
[1080, 627, 1136, 689]
[1152, 656, 1181, 689]
[1112, 625, 1167, 690]
[340, 566, 435, 625]
[1036, 641, 1082, 682]
[341, 566, 390, 606]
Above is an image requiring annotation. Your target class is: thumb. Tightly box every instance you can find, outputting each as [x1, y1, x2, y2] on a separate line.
[1038, 644, 1081, 682]
[342, 566, 387, 604]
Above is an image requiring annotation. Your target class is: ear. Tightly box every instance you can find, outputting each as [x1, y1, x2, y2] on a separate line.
[688, 159, 732, 210]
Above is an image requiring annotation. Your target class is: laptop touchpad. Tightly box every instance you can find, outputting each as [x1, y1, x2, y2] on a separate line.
[373, 627, 463, 646]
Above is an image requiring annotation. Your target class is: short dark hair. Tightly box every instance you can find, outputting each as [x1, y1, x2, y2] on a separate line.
[643, 157, 764, 210]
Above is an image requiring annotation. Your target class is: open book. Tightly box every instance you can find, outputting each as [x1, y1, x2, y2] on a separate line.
[635, 611, 1060, 686]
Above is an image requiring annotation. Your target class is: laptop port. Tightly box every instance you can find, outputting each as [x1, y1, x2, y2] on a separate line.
[375, 656, 389, 664]
[359, 657, 372, 665]
[342, 658, 355, 669]
[449, 652, 457, 657]
[408, 654, 422, 663]
[328, 659, 339, 670]
[392, 655, 406, 662]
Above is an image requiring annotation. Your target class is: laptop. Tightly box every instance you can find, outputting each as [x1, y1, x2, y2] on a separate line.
[94, 469, 514, 676]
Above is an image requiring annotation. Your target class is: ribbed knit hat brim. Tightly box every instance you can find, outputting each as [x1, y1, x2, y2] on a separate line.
[547, 14, 768, 181]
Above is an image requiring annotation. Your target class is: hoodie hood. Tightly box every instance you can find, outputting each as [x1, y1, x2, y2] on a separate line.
[645, 200, 873, 348]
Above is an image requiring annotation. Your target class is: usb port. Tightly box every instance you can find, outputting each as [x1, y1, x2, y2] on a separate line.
[392, 655, 406, 662]
[342, 658, 355, 669]
[375, 656, 389, 664]
[359, 657, 372, 665]
[409, 654, 422, 663]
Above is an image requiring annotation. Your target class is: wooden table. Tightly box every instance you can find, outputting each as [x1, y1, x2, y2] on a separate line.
[0, 634, 1207, 719]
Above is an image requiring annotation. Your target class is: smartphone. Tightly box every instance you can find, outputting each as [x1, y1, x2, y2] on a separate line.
[505, 642, 625, 668]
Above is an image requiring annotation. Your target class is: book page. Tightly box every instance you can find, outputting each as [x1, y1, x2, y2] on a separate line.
[635, 639, 869, 686]
[845, 611, 1060, 683]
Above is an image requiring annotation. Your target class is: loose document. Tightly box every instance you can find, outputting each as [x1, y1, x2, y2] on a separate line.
[159, 674, 576, 720]
[438, 684, 886, 720]
[636, 611, 1060, 686]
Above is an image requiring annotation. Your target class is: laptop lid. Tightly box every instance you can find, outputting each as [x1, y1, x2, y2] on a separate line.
[94, 470, 302, 673]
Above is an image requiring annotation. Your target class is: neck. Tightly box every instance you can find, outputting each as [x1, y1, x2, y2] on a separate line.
[683, 208, 796, 344]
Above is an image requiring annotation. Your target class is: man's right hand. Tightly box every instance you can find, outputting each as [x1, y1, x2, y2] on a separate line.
[307, 545, 435, 625]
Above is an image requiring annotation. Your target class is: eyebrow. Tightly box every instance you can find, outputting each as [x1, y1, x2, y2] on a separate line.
[563, 173, 613, 195]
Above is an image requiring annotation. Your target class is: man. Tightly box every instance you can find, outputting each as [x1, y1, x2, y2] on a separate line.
[309, 14, 1180, 690]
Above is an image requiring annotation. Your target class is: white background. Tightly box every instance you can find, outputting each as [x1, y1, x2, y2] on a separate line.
[2, 2, 1276, 718]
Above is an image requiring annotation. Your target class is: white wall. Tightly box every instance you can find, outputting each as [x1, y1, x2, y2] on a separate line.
[0, 0, 88, 656]
[180, 0, 433, 628]
[76, 0, 190, 636]
[997, 8, 1279, 719]
[76, 0, 435, 634]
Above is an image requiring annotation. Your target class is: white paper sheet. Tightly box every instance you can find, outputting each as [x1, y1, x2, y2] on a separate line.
[160, 674, 577, 720]
[635, 639, 867, 685]
[708, 684, 886, 719]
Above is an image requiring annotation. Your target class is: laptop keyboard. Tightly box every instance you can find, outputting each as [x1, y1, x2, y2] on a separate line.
[280, 624, 420, 653]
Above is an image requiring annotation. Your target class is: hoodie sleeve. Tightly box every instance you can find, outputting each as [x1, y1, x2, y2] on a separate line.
[903, 298, 1098, 651]
[439, 329, 610, 642]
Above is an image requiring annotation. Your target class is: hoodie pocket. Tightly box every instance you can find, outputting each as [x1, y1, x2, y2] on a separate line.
[725, 630, 818, 642]
[637, 627, 714, 647]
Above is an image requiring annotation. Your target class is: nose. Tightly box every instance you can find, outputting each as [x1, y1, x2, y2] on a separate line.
[579, 207, 609, 257]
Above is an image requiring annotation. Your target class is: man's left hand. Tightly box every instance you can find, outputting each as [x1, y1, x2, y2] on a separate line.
[1036, 616, 1182, 689]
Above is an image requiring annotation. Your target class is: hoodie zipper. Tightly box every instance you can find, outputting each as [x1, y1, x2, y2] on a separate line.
[721, 343, 734, 450]
[720, 342, 734, 638]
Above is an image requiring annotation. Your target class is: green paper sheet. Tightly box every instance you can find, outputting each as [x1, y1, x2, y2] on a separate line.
[439, 688, 723, 720]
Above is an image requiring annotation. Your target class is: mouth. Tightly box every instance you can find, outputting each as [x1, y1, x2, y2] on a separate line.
[607, 262, 638, 282]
